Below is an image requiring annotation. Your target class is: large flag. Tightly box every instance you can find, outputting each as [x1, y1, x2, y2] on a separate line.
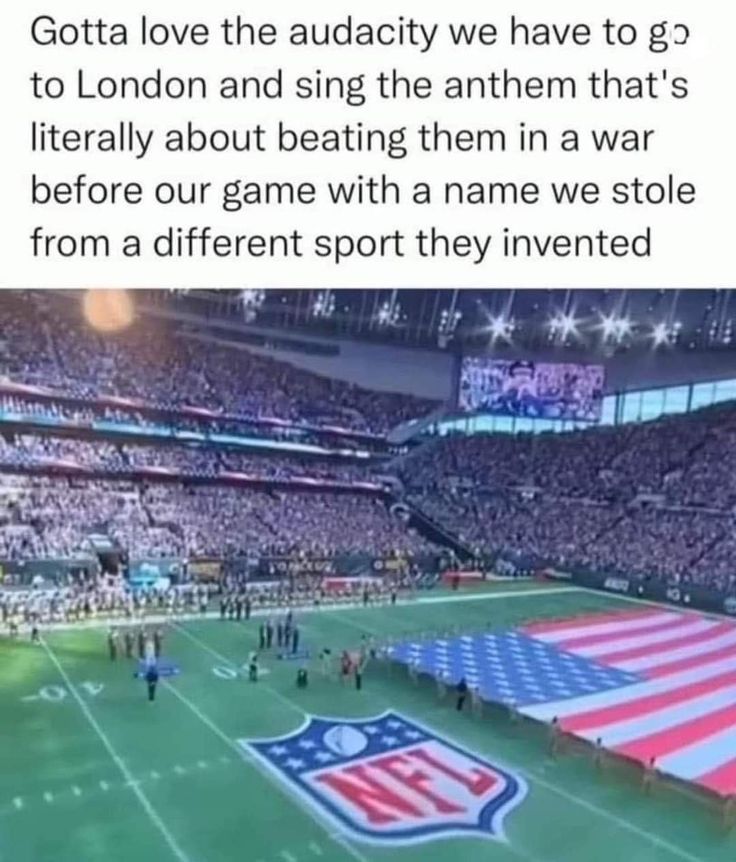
[389, 607, 736, 796]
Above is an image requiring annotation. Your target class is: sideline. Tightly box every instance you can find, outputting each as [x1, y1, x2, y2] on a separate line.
[578, 585, 736, 624]
[7, 584, 581, 635]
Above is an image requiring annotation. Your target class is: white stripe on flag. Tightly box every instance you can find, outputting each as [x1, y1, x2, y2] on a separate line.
[616, 630, 736, 672]
[532, 612, 679, 644]
[520, 656, 736, 722]
[574, 685, 736, 748]
[657, 725, 736, 781]
[573, 619, 720, 658]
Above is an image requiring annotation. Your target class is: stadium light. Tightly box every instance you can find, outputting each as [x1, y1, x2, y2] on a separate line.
[598, 313, 618, 340]
[438, 308, 463, 337]
[598, 314, 631, 343]
[548, 312, 579, 340]
[374, 299, 402, 328]
[311, 290, 335, 319]
[614, 317, 632, 339]
[651, 321, 670, 347]
[650, 320, 683, 348]
[487, 315, 514, 343]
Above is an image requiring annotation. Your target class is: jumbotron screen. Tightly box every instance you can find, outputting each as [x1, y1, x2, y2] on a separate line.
[457, 357, 605, 422]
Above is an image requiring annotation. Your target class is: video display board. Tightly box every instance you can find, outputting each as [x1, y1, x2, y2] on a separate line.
[457, 357, 605, 422]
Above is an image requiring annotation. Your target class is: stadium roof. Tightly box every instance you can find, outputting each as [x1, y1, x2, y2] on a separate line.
[146, 288, 735, 356]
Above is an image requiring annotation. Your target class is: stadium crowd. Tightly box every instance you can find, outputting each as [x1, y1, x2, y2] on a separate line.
[1, 290, 735, 599]
[400, 403, 736, 594]
[0, 474, 429, 562]
[0, 292, 435, 434]
[403, 402, 736, 507]
[0, 433, 378, 483]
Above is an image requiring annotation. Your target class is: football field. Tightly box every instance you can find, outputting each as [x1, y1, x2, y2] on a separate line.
[1, 583, 733, 862]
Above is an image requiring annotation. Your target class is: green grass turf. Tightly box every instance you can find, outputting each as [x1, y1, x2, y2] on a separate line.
[1, 585, 733, 862]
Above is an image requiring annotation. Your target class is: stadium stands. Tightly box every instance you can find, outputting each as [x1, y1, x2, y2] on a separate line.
[0, 473, 430, 560]
[0, 291, 436, 434]
[1, 290, 735, 600]
[400, 402, 736, 594]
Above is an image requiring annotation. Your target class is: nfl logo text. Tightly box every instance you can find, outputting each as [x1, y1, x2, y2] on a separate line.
[240, 711, 527, 845]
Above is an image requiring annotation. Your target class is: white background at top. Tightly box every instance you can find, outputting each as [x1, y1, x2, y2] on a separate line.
[0, 0, 733, 288]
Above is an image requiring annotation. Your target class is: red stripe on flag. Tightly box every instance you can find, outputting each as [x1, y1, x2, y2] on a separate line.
[696, 758, 736, 797]
[522, 608, 660, 635]
[558, 616, 695, 651]
[594, 623, 734, 665]
[645, 643, 736, 679]
[615, 703, 736, 764]
[560, 671, 736, 733]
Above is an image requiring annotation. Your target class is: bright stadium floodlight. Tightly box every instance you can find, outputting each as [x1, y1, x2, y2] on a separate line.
[650, 321, 670, 347]
[548, 312, 579, 340]
[614, 317, 632, 339]
[598, 313, 631, 343]
[598, 313, 618, 341]
[487, 315, 514, 343]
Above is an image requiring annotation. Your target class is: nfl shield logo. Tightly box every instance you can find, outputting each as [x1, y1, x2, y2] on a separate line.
[240, 711, 527, 845]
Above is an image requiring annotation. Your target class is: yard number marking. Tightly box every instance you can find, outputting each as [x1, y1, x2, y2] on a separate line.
[21, 682, 104, 704]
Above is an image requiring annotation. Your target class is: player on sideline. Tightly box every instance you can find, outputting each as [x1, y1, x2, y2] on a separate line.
[340, 650, 352, 685]
[355, 651, 368, 691]
[31, 621, 40, 644]
[320, 647, 332, 677]
[153, 627, 163, 658]
[108, 627, 118, 661]
[642, 757, 658, 794]
[291, 624, 300, 655]
[593, 737, 605, 770]
[296, 664, 308, 689]
[456, 677, 468, 711]
[124, 628, 134, 659]
[145, 661, 159, 702]
[549, 716, 562, 756]
[248, 651, 259, 682]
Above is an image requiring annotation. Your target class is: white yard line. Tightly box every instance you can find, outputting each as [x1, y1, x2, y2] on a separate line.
[40, 638, 191, 862]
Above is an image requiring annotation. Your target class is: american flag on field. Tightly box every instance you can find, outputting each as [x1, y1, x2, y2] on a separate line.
[389, 607, 736, 797]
